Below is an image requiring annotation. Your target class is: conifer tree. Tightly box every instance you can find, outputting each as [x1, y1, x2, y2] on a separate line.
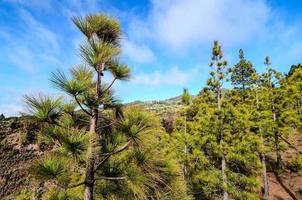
[287, 63, 302, 77]
[230, 53, 271, 199]
[248, 72, 270, 199]
[24, 14, 190, 200]
[181, 88, 191, 179]
[170, 41, 262, 200]
[182, 88, 191, 106]
[208, 40, 229, 200]
[283, 67, 302, 128]
[230, 49, 256, 91]
[260, 56, 284, 169]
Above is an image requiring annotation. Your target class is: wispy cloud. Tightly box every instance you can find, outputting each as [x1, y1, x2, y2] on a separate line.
[0, 8, 60, 71]
[122, 39, 156, 64]
[4, 0, 53, 12]
[128, 0, 270, 50]
[0, 104, 24, 117]
[132, 66, 201, 86]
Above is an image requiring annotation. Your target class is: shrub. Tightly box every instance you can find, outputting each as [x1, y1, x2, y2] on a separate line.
[15, 189, 31, 200]
[288, 155, 302, 172]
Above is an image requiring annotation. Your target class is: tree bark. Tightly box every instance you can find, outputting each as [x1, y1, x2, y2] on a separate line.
[183, 114, 187, 180]
[84, 67, 101, 200]
[84, 163, 94, 200]
[256, 89, 270, 199]
[84, 108, 98, 200]
[273, 112, 282, 169]
[222, 154, 228, 200]
[218, 85, 228, 200]
[261, 151, 269, 199]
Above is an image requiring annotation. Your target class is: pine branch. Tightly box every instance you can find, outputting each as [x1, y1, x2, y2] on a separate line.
[74, 94, 92, 116]
[93, 155, 111, 173]
[103, 78, 116, 94]
[279, 135, 302, 154]
[101, 140, 131, 156]
[94, 176, 126, 181]
[96, 121, 115, 131]
[66, 181, 86, 189]
[94, 140, 131, 173]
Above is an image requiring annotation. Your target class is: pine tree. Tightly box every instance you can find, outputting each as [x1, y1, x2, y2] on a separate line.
[247, 72, 270, 199]
[182, 88, 191, 106]
[208, 40, 229, 200]
[260, 56, 284, 170]
[230, 49, 256, 91]
[283, 67, 302, 129]
[181, 88, 191, 179]
[24, 14, 191, 200]
[287, 63, 302, 77]
[170, 41, 262, 200]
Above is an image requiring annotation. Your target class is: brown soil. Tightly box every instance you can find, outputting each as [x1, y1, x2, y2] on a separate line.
[268, 173, 294, 200]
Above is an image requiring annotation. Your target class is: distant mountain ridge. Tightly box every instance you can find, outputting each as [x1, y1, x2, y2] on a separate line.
[125, 95, 195, 115]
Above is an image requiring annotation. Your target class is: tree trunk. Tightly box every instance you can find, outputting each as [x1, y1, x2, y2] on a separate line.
[260, 130, 269, 199]
[84, 108, 98, 200]
[217, 87, 228, 200]
[261, 152, 269, 199]
[183, 114, 187, 180]
[222, 154, 228, 200]
[273, 112, 282, 169]
[256, 89, 269, 199]
[83, 65, 102, 200]
[84, 165, 94, 200]
[274, 133, 282, 169]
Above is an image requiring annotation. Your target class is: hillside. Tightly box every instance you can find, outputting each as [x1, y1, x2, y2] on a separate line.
[125, 95, 189, 115]
[0, 117, 42, 199]
[1, 97, 302, 199]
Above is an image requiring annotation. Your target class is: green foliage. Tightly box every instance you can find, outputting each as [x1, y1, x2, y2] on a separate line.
[29, 154, 69, 183]
[19, 13, 302, 200]
[92, 107, 192, 200]
[288, 155, 302, 172]
[50, 69, 89, 96]
[181, 88, 191, 105]
[41, 188, 82, 200]
[230, 49, 256, 90]
[24, 95, 62, 123]
[80, 37, 120, 69]
[287, 63, 302, 77]
[107, 61, 131, 81]
[15, 189, 31, 200]
[72, 14, 121, 44]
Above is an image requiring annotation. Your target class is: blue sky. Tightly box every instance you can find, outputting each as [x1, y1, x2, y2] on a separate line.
[0, 0, 302, 116]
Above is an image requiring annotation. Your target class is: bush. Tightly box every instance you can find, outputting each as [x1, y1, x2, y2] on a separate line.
[15, 189, 31, 200]
[287, 155, 302, 172]
[0, 114, 5, 120]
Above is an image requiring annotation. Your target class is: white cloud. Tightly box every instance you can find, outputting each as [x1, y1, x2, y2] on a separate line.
[132, 66, 201, 86]
[58, 0, 100, 18]
[122, 39, 156, 63]
[0, 9, 60, 71]
[19, 9, 59, 52]
[129, 0, 270, 50]
[4, 0, 53, 12]
[0, 104, 24, 117]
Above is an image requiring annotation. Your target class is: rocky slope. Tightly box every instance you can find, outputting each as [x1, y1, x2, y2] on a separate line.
[0, 117, 42, 199]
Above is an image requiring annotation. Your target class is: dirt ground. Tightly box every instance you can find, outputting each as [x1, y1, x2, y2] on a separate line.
[268, 173, 293, 200]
